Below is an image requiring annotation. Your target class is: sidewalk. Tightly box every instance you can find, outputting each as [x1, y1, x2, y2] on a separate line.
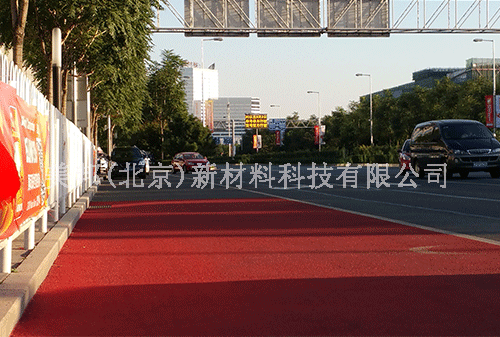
[0, 186, 97, 337]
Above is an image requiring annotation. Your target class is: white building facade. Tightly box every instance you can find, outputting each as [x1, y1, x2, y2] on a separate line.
[182, 66, 219, 128]
[212, 97, 261, 143]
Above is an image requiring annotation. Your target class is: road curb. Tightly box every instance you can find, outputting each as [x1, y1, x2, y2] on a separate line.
[0, 185, 98, 337]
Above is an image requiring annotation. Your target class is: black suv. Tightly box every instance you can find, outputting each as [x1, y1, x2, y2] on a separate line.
[409, 119, 500, 178]
[109, 146, 147, 179]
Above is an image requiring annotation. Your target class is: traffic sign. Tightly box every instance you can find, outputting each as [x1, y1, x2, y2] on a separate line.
[213, 137, 233, 145]
[268, 118, 286, 131]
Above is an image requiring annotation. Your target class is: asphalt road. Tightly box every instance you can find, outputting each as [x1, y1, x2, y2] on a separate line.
[96, 163, 500, 243]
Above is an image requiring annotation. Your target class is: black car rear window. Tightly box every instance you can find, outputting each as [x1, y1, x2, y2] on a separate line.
[112, 148, 142, 161]
[441, 124, 492, 140]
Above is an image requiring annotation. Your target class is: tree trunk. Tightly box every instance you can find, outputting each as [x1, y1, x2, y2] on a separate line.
[160, 119, 164, 161]
[60, 68, 69, 116]
[11, 0, 30, 67]
[90, 107, 99, 146]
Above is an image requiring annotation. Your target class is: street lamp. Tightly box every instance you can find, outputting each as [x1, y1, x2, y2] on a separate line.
[200, 38, 223, 127]
[307, 91, 321, 152]
[270, 104, 283, 146]
[474, 38, 496, 136]
[356, 73, 373, 146]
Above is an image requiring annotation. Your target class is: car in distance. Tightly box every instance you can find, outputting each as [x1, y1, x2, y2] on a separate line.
[398, 139, 411, 171]
[409, 119, 500, 178]
[109, 146, 147, 179]
[171, 152, 214, 173]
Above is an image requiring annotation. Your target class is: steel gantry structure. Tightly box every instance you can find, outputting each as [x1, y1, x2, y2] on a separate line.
[155, 0, 500, 36]
[213, 118, 318, 131]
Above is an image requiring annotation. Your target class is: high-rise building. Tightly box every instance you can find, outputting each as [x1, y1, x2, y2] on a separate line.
[212, 97, 261, 143]
[182, 65, 218, 128]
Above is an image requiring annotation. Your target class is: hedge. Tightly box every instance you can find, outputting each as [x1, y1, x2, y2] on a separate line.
[209, 145, 400, 165]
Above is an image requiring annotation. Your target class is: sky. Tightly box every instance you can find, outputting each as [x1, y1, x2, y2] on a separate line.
[149, 1, 500, 120]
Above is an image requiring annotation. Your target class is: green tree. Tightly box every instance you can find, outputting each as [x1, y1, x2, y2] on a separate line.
[0, 0, 157, 145]
[131, 49, 215, 161]
[322, 107, 348, 149]
[0, 0, 29, 66]
[320, 76, 494, 153]
[88, 0, 155, 145]
[282, 112, 316, 151]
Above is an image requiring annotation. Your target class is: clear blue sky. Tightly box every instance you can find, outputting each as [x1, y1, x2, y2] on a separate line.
[150, 1, 498, 120]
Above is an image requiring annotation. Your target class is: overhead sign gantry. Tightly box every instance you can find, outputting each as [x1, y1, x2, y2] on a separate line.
[156, 0, 500, 36]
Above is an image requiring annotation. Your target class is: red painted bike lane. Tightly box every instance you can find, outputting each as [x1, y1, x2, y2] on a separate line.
[12, 198, 500, 336]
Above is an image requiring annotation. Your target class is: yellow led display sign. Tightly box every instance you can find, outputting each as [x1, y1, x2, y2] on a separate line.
[245, 114, 268, 129]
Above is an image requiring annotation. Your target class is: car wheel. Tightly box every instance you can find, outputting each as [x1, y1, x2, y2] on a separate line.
[413, 160, 424, 179]
[490, 169, 500, 178]
[459, 170, 469, 179]
[183, 165, 188, 173]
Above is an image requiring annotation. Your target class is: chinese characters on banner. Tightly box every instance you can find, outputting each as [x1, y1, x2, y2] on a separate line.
[485, 95, 500, 128]
[0, 82, 49, 240]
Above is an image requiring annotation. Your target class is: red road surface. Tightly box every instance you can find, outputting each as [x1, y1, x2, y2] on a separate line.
[12, 198, 500, 336]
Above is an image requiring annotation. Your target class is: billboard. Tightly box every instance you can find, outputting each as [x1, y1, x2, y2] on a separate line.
[245, 114, 268, 129]
[0, 82, 49, 239]
[327, 0, 389, 37]
[184, 0, 250, 36]
[256, 0, 321, 36]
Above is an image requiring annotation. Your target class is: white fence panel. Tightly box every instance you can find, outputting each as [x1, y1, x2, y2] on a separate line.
[0, 52, 97, 274]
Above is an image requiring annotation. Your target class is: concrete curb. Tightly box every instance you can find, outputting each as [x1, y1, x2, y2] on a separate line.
[0, 185, 98, 337]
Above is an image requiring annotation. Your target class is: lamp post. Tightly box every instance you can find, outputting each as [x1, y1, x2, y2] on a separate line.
[474, 38, 496, 136]
[356, 73, 373, 146]
[201, 38, 222, 127]
[226, 100, 232, 157]
[307, 91, 321, 152]
[270, 104, 282, 146]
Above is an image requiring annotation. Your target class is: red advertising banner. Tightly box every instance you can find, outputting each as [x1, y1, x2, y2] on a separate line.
[275, 130, 281, 146]
[486, 95, 494, 127]
[0, 82, 49, 239]
[314, 125, 320, 145]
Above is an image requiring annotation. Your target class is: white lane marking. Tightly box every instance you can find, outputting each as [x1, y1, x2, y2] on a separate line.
[376, 185, 500, 203]
[237, 178, 499, 203]
[295, 188, 500, 221]
[409, 246, 465, 255]
[231, 186, 500, 247]
[148, 174, 500, 246]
